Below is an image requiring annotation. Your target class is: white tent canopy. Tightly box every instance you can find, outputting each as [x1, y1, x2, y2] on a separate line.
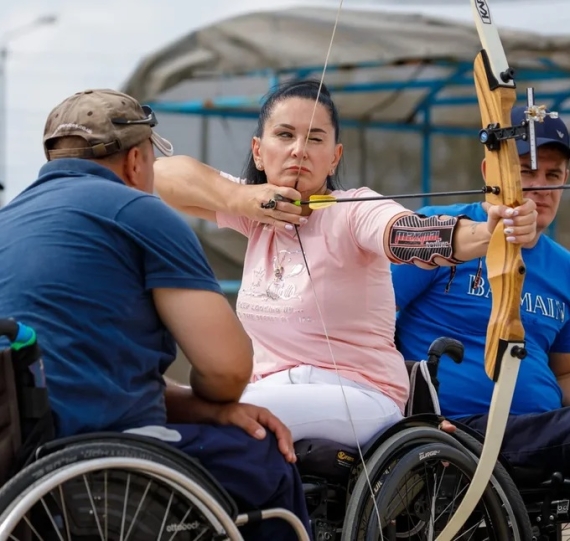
[119, 2, 570, 261]
[122, 5, 570, 109]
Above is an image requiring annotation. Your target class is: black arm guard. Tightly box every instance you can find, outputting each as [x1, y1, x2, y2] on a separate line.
[388, 213, 468, 266]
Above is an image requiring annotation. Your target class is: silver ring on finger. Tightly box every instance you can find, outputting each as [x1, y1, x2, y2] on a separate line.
[260, 198, 277, 210]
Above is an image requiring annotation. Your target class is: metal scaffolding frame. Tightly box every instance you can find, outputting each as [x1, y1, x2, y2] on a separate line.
[147, 58, 570, 293]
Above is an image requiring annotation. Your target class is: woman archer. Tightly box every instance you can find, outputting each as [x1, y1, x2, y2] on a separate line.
[153, 79, 536, 448]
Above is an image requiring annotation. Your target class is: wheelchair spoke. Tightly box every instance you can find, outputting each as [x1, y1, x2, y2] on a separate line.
[22, 514, 46, 540]
[123, 478, 151, 541]
[375, 471, 426, 537]
[194, 523, 215, 539]
[157, 491, 175, 540]
[428, 470, 438, 538]
[432, 470, 469, 523]
[163, 493, 216, 540]
[82, 473, 106, 540]
[429, 465, 490, 540]
[166, 507, 191, 541]
[57, 484, 72, 541]
[6, 514, 46, 541]
[166, 505, 216, 540]
[421, 461, 449, 537]
[104, 470, 108, 541]
[120, 473, 131, 540]
[39, 496, 66, 541]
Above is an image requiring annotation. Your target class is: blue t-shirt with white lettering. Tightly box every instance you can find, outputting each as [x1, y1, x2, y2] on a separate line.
[392, 202, 570, 418]
[0, 159, 222, 437]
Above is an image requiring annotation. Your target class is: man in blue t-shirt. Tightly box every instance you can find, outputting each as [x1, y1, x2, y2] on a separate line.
[393, 106, 570, 474]
[0, 89, 310, 540]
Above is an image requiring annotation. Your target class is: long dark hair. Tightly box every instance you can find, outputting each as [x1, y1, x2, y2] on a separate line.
[242, 79, 342, 190]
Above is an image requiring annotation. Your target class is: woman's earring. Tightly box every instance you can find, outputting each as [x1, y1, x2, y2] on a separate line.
[329, 168, 335, 175]
[256, 162, 264, 171]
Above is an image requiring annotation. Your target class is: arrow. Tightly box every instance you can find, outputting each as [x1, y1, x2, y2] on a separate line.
[287, 184, 570, 210]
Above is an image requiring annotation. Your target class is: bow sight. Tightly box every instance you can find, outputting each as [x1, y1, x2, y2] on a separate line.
[478, 88, 559, 170]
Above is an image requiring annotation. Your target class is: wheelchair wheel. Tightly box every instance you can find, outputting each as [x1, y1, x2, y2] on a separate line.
[342, 427, 532, 540]
[0, 441, 242, 540]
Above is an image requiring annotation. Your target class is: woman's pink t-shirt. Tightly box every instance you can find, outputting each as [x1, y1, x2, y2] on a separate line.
[217, 181, 411, 413]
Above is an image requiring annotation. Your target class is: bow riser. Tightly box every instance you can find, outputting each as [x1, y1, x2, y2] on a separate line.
[473, 52, 526, 380]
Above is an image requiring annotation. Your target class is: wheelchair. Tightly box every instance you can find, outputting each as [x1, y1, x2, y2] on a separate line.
[294, 337, 536, 540]
[0, 319, 310, 541]
[1, 319, 567, 541]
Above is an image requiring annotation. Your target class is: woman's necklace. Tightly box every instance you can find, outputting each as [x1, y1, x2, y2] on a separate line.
[264, 190, 319, 299]
[267, 231, 302, 300]
[272, 250, 285, 281]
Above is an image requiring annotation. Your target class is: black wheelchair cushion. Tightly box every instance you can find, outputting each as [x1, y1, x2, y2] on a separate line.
[295, 438, 358, 484]
[511, 465, 551, 488]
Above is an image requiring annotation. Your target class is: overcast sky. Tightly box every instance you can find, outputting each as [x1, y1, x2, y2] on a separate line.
[2, 0, 569, 204]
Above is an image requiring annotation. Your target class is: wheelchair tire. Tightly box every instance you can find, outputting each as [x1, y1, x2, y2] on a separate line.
[0, 441, 241, 540]
[342, 426, 532, 541]
[447, 427, 534, 539]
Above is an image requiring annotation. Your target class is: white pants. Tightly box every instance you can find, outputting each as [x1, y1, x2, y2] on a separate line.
[240, 365, 403, 448]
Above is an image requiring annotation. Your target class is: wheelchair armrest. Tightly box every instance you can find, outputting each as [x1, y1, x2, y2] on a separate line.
[427, 337, 464, 368]
[541, 471, 570, 490]
[303, 482, 326, 496]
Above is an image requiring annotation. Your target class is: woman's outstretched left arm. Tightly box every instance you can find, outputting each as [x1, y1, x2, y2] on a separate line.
[383, 200, 537, 269]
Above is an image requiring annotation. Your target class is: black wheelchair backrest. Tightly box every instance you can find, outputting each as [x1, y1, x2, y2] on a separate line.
[404, 337, 464, 417]
[0, 349, 22, 486]
[0, 320, 55, 486]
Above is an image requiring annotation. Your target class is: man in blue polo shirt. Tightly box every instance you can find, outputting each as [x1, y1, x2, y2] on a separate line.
[393, 106, 570, 474]
[0, 89, 310, 539]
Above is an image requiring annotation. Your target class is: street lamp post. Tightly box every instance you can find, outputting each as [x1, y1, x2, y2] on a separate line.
[0, 15, 57, 206]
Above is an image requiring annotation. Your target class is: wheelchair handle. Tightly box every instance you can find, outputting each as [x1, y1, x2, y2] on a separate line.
[427, 337, 464, 365]
[0, 319, 37, 350]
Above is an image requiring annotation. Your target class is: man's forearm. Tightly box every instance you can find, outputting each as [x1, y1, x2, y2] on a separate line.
[189, 368, 248, 404]
[154, 156, 242, 215]
[452, 220, 491, 261]
[164, 377, 235, 424]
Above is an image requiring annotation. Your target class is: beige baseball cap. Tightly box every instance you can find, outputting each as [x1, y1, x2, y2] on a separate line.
[43, 89, 174, 160]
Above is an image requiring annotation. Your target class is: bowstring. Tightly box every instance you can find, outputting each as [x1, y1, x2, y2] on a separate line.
[290, 0, 385, 535]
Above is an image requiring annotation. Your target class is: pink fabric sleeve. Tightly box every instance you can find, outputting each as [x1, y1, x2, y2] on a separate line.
[347, 187, 409, 257]
[215, 171, 252, 238]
